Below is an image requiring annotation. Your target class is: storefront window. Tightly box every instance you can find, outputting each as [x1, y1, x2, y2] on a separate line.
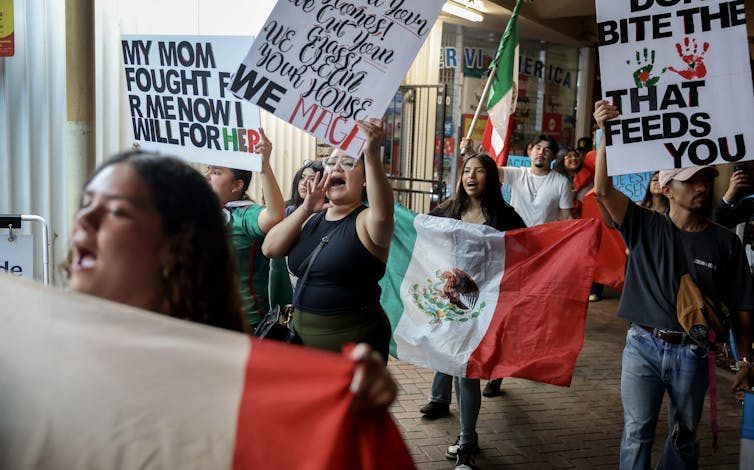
[439, 24, 581, 157]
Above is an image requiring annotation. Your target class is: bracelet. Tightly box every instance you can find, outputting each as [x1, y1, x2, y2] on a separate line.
[733, 358, 753, 371]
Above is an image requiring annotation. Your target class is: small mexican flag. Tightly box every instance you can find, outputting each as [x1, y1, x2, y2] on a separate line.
[481, 0, 522, 166]
[380, 205, 601, 387]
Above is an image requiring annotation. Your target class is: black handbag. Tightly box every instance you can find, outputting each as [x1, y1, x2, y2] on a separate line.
[254, 304, 301, 344]
[254, 216, 343, 343]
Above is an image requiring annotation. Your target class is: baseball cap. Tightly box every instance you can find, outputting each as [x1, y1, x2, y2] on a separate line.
[658, 166, 719, 187]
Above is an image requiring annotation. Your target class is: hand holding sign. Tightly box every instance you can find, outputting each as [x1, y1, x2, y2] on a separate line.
[357, 118, 385, 159]
[594, 100, 620, 131]
[255, 128, 272, 167]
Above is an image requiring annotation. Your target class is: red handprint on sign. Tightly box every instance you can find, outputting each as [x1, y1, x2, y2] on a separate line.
[668, 37, 710, 80]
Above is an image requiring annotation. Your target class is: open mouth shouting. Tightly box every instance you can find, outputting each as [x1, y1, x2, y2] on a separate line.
[73, 240, 97, 272]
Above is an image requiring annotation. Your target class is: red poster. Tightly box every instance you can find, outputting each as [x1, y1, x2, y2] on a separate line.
[542, 113, 562, 141]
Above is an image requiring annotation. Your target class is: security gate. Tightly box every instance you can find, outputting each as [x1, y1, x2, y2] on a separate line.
[383, 84, 452, 214]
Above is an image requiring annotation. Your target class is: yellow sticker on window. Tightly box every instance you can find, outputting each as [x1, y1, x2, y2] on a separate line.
[0, 0, 14, 57]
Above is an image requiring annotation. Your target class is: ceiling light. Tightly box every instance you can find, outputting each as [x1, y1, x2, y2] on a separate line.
[442, 2, 484, 22]
[454, 0, 487, 13]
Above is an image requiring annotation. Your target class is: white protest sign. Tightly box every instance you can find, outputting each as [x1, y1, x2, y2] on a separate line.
[121, 35, 263, 171]
[596, 0, 754, 175]
[231, 0, 445, 157]
[0, 234, 33, 279]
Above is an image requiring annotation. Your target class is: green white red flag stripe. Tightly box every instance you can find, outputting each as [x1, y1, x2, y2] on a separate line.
[0, 276, 414, 469]
[380, 204, 601, 386]
[481, 0, 522, 166]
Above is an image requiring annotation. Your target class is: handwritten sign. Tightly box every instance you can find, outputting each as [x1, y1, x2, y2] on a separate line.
[596, 0, 754, 175]
[232, 0, 445, 156]
[121, 35, 262, 171]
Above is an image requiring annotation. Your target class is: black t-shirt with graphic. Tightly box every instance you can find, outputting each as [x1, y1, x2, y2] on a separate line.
[618, 202, 753, 330]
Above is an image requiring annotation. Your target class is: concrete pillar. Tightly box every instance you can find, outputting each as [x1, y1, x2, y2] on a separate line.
[65, 0, 94, 219]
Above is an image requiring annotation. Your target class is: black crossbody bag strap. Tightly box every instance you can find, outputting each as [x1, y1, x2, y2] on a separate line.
[292, 218, 345, 306]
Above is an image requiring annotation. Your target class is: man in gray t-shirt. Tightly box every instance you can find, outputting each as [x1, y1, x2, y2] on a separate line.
[593, 100, 753, 470]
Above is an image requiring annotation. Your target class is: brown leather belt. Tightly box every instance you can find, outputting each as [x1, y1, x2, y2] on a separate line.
[638, 324, 690, 345]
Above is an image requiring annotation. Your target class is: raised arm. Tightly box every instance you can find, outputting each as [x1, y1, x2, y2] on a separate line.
[593, 100, 630, 226]
[255, 128, 285, 234]
[359, 119, 394, 248]
[262, 172, 332, 258]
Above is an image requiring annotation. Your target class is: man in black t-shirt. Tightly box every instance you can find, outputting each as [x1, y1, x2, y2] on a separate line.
[593, 101, 754, 470]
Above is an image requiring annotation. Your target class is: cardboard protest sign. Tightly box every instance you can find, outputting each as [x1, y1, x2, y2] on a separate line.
[613, 171, 654, 202]
[232, 0, 445, 157]
[121, 35, 262, 171]
[500, 155, 649, 203]
[596, 0, 754, 175]
[0, 235, 33, 279]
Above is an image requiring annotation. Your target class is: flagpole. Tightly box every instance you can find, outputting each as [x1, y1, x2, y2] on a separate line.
[461, 0, 521, 155]
[461, 62, 499, 155]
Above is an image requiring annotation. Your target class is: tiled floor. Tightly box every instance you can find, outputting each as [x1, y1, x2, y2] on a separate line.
[388, 295, 745, 469]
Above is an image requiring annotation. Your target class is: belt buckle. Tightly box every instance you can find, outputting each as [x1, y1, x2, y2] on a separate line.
[656, 328, 684, 344]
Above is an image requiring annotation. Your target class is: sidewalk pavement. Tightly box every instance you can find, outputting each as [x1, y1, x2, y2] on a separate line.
[387, 295, 745, 469]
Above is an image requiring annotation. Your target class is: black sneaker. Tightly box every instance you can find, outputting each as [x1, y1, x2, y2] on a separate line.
[482, 378, 503, 397]
[455, 444, 476, 469]
[419, 401, 449, 420]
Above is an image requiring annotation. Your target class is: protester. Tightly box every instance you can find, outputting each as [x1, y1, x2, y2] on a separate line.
[499, 134, 574, 226]
[593, 100, 753, 469]
[639, 171, 669, 214]
[285, 160, 325, 216]
[67, 150, 397, 405]
[262, 119, 394, 362]
[714, 163, 754, 228]
[554, 146, 607, 302]
[419, 152, 526, 470]
[554, 146, 594, 218]
[204, 129, 286, 331]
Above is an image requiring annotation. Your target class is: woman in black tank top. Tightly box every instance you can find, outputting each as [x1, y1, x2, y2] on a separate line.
[262, 119, 394, 362]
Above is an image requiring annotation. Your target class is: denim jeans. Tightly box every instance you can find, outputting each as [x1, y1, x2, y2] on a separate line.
[429, 372, 481, 446]
[620, 324, 709, 470]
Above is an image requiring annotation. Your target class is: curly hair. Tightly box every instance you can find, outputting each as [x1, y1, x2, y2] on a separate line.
[66, 151, 243, 332]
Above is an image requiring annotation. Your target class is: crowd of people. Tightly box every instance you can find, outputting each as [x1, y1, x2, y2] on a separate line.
[18, 98, 754, 469]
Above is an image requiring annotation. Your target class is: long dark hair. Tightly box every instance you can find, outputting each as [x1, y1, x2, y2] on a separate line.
[432, 153, 525, 231]
[553, 147, 581, 179]
[640, 171, 668, 211]
[286, 160, 324, 208]
[67, 151, 243, 332]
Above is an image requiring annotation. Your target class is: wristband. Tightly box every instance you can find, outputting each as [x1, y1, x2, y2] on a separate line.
[733, 358, 752, 371]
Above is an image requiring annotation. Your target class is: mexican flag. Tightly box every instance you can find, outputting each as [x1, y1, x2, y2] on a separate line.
[481, 0, 522, 166]
[0, 276, 414, 470]
[380, 205, 601, 387]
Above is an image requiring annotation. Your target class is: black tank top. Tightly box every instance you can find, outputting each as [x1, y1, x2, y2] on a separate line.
[287, 205, 386, 315]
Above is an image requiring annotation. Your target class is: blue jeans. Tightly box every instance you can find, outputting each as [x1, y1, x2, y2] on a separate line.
[429, 372, 481, 446]
[620, 324, 709, 470]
